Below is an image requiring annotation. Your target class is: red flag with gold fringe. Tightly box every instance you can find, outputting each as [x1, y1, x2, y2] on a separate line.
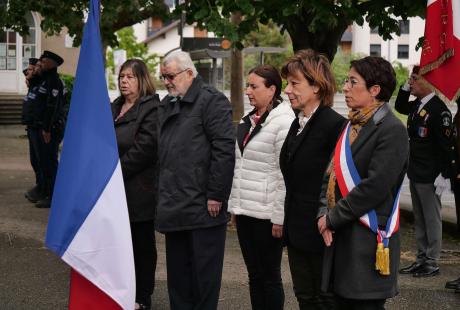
[420, 0, 460, 103]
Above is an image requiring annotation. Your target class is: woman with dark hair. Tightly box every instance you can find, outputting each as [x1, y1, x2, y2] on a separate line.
[279, 49, 345, 310]
[317, 56, 409, 309]
[229, 64, 294, 310]
[112, 59, 160, 310]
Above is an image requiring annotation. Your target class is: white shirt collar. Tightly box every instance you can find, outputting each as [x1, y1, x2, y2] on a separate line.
[418, 92, 435, 113]
[297, 106, 319, 135]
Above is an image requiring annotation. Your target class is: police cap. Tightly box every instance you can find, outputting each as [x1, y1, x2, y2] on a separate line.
[40, 50, 64, 66]
[29, 58, 39, 65]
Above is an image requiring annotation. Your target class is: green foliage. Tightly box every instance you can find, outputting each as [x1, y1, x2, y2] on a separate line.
[243, 21, 293, 74]
[392, 61, 410, 96]
[1, 0, 168, 47]
[331, 51, 366, 92]
[331, 52, 409, 97]
[106, 26, 159, 76]
[60, 74, 75, 102]
[176, 0, 426, 60]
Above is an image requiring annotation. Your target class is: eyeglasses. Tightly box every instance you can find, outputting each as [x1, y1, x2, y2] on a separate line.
[160, 69, 188, 81]
[343, 77, 364, 88]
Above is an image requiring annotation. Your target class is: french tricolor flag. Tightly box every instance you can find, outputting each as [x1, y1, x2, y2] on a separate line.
[45, 0, 135, 309]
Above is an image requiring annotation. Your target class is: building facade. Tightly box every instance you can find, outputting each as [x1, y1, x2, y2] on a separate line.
[0, 11, 80, 94]
[351, 17, 425, 67]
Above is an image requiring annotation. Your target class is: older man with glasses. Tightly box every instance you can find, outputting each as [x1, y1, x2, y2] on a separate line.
[156, 51, 235, 310]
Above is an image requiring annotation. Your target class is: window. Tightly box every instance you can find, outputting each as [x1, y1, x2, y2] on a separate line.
[369, 44, 381, 57]
[0, 29, 17, 71]
[398, 44, 409, 59]
[370, 27, 379, 34]
[21, 12, 37, 70]
[399, 20, 410, 34]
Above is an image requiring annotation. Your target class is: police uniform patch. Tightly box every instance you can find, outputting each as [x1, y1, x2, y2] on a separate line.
[441, 110, 452, 125]
[52, 89, 59, 97]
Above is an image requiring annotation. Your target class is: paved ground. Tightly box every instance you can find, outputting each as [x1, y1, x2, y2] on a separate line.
[1, 125, 460, 310]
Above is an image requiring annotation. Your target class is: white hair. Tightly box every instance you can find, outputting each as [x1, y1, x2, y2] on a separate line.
[163, 50, 198, 77]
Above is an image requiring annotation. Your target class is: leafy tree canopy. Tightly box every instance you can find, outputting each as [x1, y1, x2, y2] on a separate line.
[0, 0, 168, 47]
[106, 26, 159, 75]
[177, 0, 426, 60]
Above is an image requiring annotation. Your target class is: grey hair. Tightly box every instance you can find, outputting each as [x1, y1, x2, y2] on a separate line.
[162, 50, 198, 77]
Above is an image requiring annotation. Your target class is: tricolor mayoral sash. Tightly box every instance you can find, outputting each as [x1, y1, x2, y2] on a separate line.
[334, 122, 401, 276]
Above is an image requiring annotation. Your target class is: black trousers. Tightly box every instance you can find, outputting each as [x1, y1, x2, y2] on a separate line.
[131, 220, 157, 307]
[452, 177, 460, 232]
[287, 246, 335, 310]
[235, 215, 284, 310]
[38, 128, 62, 197]
[335, 296, 385, 310]
[27, 127, 44, 190]
[165, 224, 226, 310]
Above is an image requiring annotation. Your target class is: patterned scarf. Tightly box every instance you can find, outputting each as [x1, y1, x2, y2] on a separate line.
[326, 102, 384, 209]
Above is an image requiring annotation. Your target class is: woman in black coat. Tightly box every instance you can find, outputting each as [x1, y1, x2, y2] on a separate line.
[112, 59, 160, 310]
[279, 49, 345, 309]
[317, 56, 409, 309]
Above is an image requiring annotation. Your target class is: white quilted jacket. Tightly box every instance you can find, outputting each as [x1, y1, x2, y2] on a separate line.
[229, 101, 295, 224]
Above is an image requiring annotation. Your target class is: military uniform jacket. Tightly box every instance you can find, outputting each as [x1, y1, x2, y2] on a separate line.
[112, 94, 160, 222]
[318, 104, 409, 299]
[33, 68, 64, 131]
[157, 76, 235, 232]
[395, 88, 453, 183]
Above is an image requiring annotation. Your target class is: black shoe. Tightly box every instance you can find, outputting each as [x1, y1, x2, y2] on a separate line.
[399, 262, 423, 274]
[35, 197, 51, 208]
[413, 264, 440, 278]
[446, 277, 460, 289]
[24, 186, 45, 203]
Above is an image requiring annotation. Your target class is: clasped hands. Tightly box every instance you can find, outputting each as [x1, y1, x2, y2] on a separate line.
[317, 215, 333, 247]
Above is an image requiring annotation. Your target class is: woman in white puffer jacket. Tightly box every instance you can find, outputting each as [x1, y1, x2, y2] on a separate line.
[229, 64, 294, 310]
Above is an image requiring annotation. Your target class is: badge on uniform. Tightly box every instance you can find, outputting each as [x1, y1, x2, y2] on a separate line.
[52, 89, 59, 97]
[419, 109, 427, 117]
[418, 126, 428, 137]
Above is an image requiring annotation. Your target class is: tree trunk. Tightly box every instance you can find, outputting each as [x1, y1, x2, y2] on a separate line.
[230, 13, 244, 125]
[230, 48, 244, 124]
[285, 16, 349, 62]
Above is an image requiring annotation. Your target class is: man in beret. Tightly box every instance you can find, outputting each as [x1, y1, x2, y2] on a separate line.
[30, 50, 66, 208]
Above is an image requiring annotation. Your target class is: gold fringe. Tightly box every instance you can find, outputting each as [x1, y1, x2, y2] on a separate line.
[382, 247, 390, 276]
[375, 243, 384, 272]
[376, 243, 391, 276]
[420, 49, 454, 76]
[419, 76, 460, 105]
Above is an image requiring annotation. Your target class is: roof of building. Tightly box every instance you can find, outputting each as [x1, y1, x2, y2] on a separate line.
[143, 20, 181, 44]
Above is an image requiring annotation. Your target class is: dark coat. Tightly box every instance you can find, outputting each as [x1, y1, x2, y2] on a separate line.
[35, 68, 65, 131]
[395, 88, 453, 182]
[318, 103, 409, 299]
[157, 76, 235, 232]
[112, 94, 160, 223]
[280, 105, 345, 253]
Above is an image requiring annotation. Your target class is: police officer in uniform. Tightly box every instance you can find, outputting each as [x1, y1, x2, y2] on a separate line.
[33, 50, 65, 208]
[395, 65, 453, 277]
[22, 57, 46, 203]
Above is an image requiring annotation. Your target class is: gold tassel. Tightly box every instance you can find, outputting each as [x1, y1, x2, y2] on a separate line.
[375, 242, 384, 272]
[381, 247, 390, 276]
